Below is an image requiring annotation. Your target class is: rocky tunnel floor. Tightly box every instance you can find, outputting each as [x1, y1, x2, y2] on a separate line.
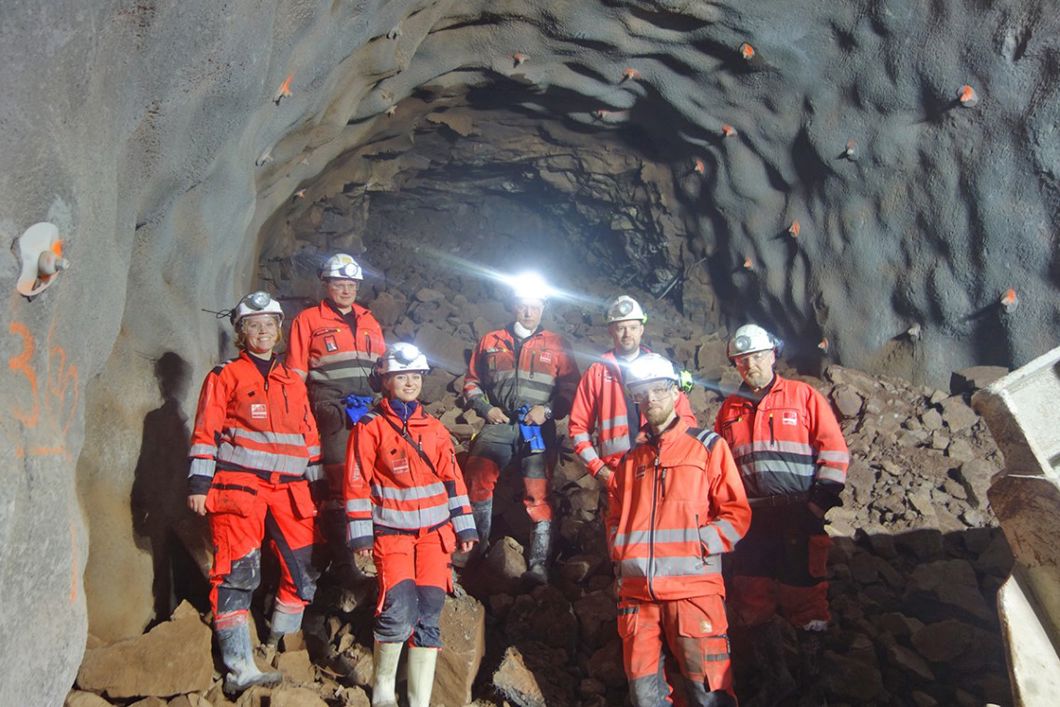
[67, 245, 1014, 707]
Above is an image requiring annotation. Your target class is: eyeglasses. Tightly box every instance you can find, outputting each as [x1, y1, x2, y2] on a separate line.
[733, 351, 772, 365]
[630, 384, 675, 401]
[326, 280, 358, 290]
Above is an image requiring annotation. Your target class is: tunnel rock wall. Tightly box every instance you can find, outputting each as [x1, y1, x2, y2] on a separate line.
[1, 0, 1057, 704]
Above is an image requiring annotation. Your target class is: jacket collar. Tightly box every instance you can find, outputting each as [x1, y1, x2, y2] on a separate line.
[642, 414, 688, 447]
[377, 397, 426, 422]
[238, 349, 284, 379]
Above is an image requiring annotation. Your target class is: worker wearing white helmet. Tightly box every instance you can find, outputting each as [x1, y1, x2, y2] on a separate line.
[607, 353, 749, 706]
[714, 324, 849, 704]
[287, 253, 385, 584]
[569, 295, 698, 486]
[187, 291, 322, 695]
[345, 343, 478, 707]
[460, 271, 580, 584]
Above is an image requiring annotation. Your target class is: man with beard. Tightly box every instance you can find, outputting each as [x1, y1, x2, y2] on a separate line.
[714, 324, 849, 705]
[569, 295, 697, 486]
[607, 353, 750, 706]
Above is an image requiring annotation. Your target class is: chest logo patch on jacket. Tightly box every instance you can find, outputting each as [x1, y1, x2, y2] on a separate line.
[538, 350, 553, 364]
[782, 411, 798, 426]
[391, 453, 410, 475]
[250, 403, 267, 419]
[324, 335, 338, 352]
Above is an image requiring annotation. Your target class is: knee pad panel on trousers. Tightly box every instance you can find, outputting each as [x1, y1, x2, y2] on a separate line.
[216, 548, 261, 615]
[375, 578, 418, 644]
[411, 585, 446, 648]
[629, 670, 668, 707]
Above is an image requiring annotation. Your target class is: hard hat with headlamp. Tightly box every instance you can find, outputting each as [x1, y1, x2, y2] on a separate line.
[376, 342, 430, 375]
[320, 253, 364, 281]
[231, 291, 284, 327]
[727, 324, 776, 359]
[606, 295, 647, 324]
[508, 271, 552, 303]
[625, 353, 680, 388]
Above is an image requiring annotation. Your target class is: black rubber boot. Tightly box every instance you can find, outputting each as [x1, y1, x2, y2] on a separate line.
[796, 629, 827, 706]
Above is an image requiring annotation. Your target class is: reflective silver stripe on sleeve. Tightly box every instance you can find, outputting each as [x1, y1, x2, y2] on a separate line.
[600, 415, 628, 432]
[451, 514, 477, 534]
[347, 520, 373, 540]
[188, 457, 216, 479]
[229, 428, 307, 446]
[307, 445, 321, 457]
[600, 436, 631, 457]
[448, 494, 470, 510]
[714, 518, 743, 545]
[572, 432, 592, 445]
[817, 466, 847, 483]
[304, 463, 323, 482]
[817, 450, 850, 464]
[190, 444, 217, 457]
[216, 444, 310, 475]
[346, 498, 372, 513]
[371, 482, 446, 501]
[698, 526, 726, 555]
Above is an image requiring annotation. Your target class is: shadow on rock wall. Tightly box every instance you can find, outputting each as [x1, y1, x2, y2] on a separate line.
[130, 352, 209, 624]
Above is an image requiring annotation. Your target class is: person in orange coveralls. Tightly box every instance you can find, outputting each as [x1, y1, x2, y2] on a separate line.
[461, 271, 579, 583]
[345, 343, 477, 707]
[287, 253, 385, 582]
[569, 294, 697, 487]
[186, 291, 322, 696]
[714, 324, 849, 705]
[607, 353, 750, 706]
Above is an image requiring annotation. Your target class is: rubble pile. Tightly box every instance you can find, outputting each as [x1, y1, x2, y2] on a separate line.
[69, 254, 1014, 706]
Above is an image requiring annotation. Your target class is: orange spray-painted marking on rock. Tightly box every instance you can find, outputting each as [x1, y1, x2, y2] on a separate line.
[512, 52, 528, 67]
[818, 338, 830, 353]
[739, 43, 755, 60]
[274, 73, 294, 104]
[958, 84, 979, 107]
[721, 124, 737, 138]
[788, 220, 801, 238]
[1000, 288, 1018, 312]
[742, 256, 754, 270]
[294, 189, 307, 199]
[693, 158, 705, 174]
[622, 67, 640, 82]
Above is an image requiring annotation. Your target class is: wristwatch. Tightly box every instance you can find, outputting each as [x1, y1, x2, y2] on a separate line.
[542, 405, 553, 420]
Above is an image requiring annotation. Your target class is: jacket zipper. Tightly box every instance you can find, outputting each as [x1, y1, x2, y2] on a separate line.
[647, 453, 661, 601]
[768, 412, 776, 445]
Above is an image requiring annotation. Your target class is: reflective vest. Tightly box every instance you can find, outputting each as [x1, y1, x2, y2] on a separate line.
[286, 300, 385, 402]
[570, 349, 697, 476]
[607, 418, 750, 601]
[345, 399, 477, 549]
[462, 325, 579, 419]
[714, 375, 849, 501]
[188, 351, 322, 495]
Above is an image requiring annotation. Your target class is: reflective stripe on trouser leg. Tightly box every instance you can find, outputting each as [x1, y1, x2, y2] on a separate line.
[269, 600, 304, 644]
[661, 595, 735, 702]
[618, 601, 670, 707]
[521, 450, 553, 523]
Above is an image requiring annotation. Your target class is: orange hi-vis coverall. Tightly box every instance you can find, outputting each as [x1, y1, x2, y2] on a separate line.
[188, 352, 323, 628]
[569, 348, 697, 478]
[345, 399, 478, 647]
[607, 418, 751, 706]
[714, 374, 849, 628]
[461, 325, 579, 522]
[287, 300, 385, 489]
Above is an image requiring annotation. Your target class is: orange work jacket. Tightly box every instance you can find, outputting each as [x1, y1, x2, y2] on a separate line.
[607, 418, 750, 602]
[188, 351, 322, 495]
[462, 325, 579, 419]
[714, 375, 848, 506]
[570, 348, 697, 476]
[345, 399, 477, 550]
[287, 300, 385, 402]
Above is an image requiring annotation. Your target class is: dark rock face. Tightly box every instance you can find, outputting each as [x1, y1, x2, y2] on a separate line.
[1, 0, 1056, 704]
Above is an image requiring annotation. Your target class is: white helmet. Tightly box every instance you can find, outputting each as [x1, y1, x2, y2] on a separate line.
[320, 253, 363, 281]
[231, 291, 284, 327]
[508, 271, 552, 303]
[376, 342, 430, 374]
[606, 295, 646, 324]
[727, 324, 775, 358]
[625, 353, 679, 387]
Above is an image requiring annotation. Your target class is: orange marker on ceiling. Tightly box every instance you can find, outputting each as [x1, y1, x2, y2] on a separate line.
[693, 158, 705, 174]
[788, 220, 800, 238]
[721, 124, 737, 138]
[622, 67, 640, 82]
[1000, 288, 1018, 312]
[844, 138, 858, 159]
[743, 256, 754, 270]
[294, 189, 307, 199]
[818, 338, 829, 352]
[274, 73, 294, 104]
[958, 84, 979, 107]
[513, 52, 528, 66]
[740, 42, 755, 60]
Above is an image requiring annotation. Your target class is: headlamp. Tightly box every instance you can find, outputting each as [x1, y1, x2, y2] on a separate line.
[393, 344, 418, 365]
[733, 335, 752, 353]
[243, 291, 273, 311]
